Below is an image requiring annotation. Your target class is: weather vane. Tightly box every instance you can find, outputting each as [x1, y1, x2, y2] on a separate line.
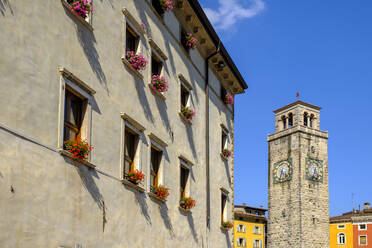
[296, 92, 300, 100]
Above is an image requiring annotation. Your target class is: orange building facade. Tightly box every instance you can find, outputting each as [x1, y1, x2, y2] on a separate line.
[330, 202, 372, 248]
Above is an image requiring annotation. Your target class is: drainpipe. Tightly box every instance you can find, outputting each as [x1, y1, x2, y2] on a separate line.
[205, 41, 221, 239]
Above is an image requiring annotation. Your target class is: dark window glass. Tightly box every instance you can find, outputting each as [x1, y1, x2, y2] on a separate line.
[64, 88, 84, 142]
[152, 0, 164, 16]
[150, 147, 162, 187]
[151, 53, 162, 76]
[288, 113, 293, 127]
[221, 131, 227, 152]
[181, 84, 189, 108]
[180, 165, 189, 198]
[124, 129, 138, 174]
[180, 29, 189, 52]
[304, 112, 308, 126]
[126, 26, 138, 52]
[221, 86, 227, 102]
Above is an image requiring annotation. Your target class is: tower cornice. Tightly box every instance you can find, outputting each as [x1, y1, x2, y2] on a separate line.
[267, 125, 328, 142]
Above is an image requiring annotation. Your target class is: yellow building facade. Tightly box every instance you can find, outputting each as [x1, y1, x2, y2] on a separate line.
[234, 205, 267, 248]
[330, 217, 353, 248]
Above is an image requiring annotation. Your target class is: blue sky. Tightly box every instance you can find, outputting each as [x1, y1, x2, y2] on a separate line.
[199, 0, 372, 216]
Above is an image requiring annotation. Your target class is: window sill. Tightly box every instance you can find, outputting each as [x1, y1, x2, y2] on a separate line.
[58, 149, 96, 169]
[148, 84, 166, 100]
[179, 206, 192, 214]
[179, 112, 193, 125]
[148, 192, 167, 203]
[61, 0, 93, 32]
[121, 57, 144, 79]
[122, 178, 145, 193]
[220, 153, 229, 161]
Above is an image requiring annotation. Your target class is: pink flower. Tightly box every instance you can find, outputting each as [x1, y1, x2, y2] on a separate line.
[70, 0, 93, 19]
[225, 93, 234, 105]
[151, 74, 169, 93]
[160, 0, 174, 12]
[185, 33, 198, 49]
[126, 51, 148, 71]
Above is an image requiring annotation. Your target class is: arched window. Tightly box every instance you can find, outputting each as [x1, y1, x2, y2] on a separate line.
[303, 112, 308, 126]
[309, 114, 314, 128]
[288, 113, 293, 127]
[338, 233, 346, 245]
[282, 116, 287, 130]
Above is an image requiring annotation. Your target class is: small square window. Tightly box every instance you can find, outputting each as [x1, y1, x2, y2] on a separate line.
[126, 25, 139, 53]
[151, 0, 165, 16]
[253, 226, 261, 234]
[150, 146, 162, 187]
[237, 224, 246, 233]
[359, 224, 367, 230]
[151, 52, 163, 76]
[359, 235, 367, 245]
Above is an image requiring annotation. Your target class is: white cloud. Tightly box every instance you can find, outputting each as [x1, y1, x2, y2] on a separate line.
[204, 0, 265, 30]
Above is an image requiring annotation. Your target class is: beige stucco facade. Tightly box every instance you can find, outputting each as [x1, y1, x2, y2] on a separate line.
[0, 0, 247, 247]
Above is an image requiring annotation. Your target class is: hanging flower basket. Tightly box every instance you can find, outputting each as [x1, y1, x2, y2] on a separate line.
[222, 149, 232, 158]
[180, 106, 195, 121]
[125, 170, 145, 185]
[126, 51, 148, 72]
[67, 0, 94, 19]
[151, 185, 170, 201]
[151, 75, 169, 93]
[225, 93, 234, 105]
[64, 138, 93, 160]
[221, 221, 233, 229]
[185, 33, 198, 49]
[160, 0, 174, 12]
[180, 197, 196, 210]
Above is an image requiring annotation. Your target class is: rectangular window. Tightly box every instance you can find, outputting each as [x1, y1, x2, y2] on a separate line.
[64, 88, 85, 143]
[126, 25, 139, 53]
[151, 52, 163, 76]
[359, 235, 367, 245]
[180, 165, 190, 199]
[221, 129, 228, 152]
[124, 128, 139, 174]
[181, 84, 190, 108]
[150, 146, 162, 187]
[253, 226, 261, 234]
[237, 224, 246, 233]
[359, 224, 367, 230]
[253, 239, 262, 248]
[221, 85, 227, 102]
[221, 193, 227, 223]
[180, 28, 189, 52]
[151, 0, 165, 16]
[237, 238, 246, 247]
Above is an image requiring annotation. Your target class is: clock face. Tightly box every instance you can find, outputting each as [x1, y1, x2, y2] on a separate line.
[273, 160, 292, 183]
[306, 158, 323, 182]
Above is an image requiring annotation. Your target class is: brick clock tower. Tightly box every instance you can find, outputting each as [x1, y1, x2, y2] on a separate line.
[267, 101, 330, 248]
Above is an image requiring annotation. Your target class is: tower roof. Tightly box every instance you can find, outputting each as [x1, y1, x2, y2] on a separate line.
[273, 100, 321, 114]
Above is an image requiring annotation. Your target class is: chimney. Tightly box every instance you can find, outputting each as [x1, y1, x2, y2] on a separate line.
[242, 203, 246, 206]
[364, 202, 370, 210]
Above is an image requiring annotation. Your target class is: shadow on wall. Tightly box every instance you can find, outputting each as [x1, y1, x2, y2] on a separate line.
[133, 76, 155, 123]
[158, 201, 175, 237]
[134, 189, 152, 225]
[61, 5, 109, 95]
[187, 213, 199, 243]
[223, 229, 232, 248]
[0, 0, 13, 16]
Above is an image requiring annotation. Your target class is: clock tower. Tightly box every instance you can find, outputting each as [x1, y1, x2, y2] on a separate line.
[267, 101, 330, 248]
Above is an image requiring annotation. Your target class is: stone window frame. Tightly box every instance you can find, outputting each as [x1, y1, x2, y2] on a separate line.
[178, 73, 194, 124]
[220, 188, 229, 224]
[337, 224, 346, 229]
[179, 155, 193, 199]
[253, 225, 262, 234]
[148, 133, 168, 192]
[337, 232, 346, 245]
[120, 113, 146, 192]
[236, 237, 247, 247]
[359, 235, 368, 246]
[121, 8, 146, 79]
[359, 223, 367, 230]
[237, 223, 246, 233]
[61, 0, 94, 31]
[57, 67, 96, 168]
[148, 38, 168, 99]
[253, 239, 262, 248]
[220, 124, 229, 160]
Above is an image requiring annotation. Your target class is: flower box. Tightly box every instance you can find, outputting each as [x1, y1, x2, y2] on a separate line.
[150, 185, 169, 201]
[61, 0, 93, 31]
[180, 197, 196, 210]
[185, 33, 198, 49]
[180, 106, 195, 124]
[222, 149, 232, 158]
[64, 137, 93, 160]
[122, 57, 144, 79]
[122, 178, 145, 193]
[160, 0, 174, 12]
[221, 221, 233, 230]
[59, 149, 96, 169]
[224, 93, 234, 105]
